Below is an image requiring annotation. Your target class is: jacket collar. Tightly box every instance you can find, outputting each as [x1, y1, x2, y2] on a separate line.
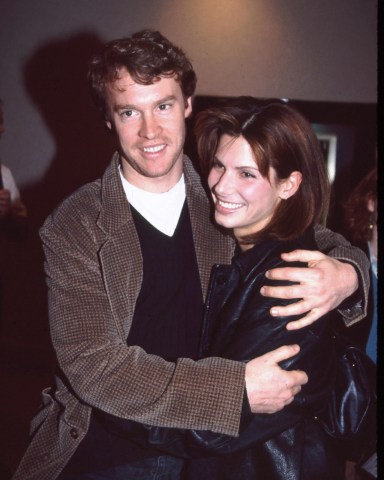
[97, 152, 206, 237]
[96, 152, 131, 236]
[233, 228, 316, 280]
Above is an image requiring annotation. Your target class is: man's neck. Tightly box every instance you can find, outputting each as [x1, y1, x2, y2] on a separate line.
[120, 158, 184, 193]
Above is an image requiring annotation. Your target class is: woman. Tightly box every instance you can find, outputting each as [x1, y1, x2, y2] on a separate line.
[117, 99, 346, 479]
[342, 167, 377, 363]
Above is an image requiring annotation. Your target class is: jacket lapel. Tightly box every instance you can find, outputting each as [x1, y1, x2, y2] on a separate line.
[95, 153, 234, 339]
[184, 157, 234, 299]
[97, 154, 143, 340]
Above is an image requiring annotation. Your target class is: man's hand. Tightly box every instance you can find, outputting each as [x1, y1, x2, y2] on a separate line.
[245, 345, 307, 414]
[0, 189, 11, 219]
[260, 249, 358, 330]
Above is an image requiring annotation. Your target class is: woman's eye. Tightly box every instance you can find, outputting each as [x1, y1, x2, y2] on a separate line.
[212, 160, 224, 169]
[241, 171, 256, 178]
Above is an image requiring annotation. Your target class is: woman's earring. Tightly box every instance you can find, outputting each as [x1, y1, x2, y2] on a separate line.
[368, 212, 375, 230]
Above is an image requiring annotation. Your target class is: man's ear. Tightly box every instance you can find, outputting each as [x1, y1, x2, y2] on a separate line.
[184, 97, 193, 119]
[105, 119, 112, 130]
[278, 171, 302, 200]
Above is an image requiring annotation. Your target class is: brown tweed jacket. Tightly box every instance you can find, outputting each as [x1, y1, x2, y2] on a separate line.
[12, 154, 369, 480]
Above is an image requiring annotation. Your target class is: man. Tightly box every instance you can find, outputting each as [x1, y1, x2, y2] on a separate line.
[0, 99, 27, 233]
[0, 99, 28, 342]
[13, 30, 368, 480]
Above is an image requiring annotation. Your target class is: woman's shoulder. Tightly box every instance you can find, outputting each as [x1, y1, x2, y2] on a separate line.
[235, 227, 317, 277]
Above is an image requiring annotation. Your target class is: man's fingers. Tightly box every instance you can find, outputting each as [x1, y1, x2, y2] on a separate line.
[269, 299, 314, 317]
[286, 369, 308, 388]
[265, 267, 320, 285]
[245, 346, 307, 414]
[286, 310, 323, 330]
[291, 384, 303, 396]
[280, 249, 326, 263]
[262, 344, 301, 364]
[267, 299, 325, 329]
[261, 283, 306, 300]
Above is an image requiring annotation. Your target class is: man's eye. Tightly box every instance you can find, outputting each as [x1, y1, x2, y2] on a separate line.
[122, 110, 134, 117]
[158, 103, 171, 111]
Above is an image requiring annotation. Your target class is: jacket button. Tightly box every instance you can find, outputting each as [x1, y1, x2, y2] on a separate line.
[70, 427, 79, 439]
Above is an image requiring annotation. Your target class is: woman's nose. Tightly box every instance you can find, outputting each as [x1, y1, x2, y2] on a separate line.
[214, 171, 232, 194]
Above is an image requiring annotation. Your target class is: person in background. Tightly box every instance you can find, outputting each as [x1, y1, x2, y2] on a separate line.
[342, 167, 377, 480]
[0, 99, 28, 235]
[12, 31, 369, 480]
[0, 100, 28, 480]
[342, 167, 377, 363]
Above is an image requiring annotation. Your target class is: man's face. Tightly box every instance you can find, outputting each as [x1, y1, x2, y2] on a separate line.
[105, 69, 192, 192]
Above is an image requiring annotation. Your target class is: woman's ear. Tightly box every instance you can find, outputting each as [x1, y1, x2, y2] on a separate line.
[278, 171, 302, 200]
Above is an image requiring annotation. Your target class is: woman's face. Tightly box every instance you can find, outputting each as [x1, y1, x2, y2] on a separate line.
[208, 134, 285, 242]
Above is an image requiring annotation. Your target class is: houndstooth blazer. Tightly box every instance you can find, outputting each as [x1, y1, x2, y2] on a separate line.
[12, 154, 369, 480]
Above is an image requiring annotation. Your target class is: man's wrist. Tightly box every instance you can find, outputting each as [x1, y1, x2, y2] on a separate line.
[337, 263, 363, 311]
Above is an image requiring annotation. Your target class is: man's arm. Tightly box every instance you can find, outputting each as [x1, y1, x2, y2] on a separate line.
[41, 194, 306, 436]
[260, 225, 369, 329]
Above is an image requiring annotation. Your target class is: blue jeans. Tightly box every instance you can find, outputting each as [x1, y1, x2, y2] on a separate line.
[57, 455, 184, 479]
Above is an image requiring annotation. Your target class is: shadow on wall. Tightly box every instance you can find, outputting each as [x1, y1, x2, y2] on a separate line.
[0, 32, 116, 475]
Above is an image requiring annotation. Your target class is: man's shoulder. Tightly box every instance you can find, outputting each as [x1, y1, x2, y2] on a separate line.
[183, 155, 204, 186]
[41, 178, 103, 236]
[56, 178, 102, 214]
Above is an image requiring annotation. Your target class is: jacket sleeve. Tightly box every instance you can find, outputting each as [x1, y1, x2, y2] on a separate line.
[40, 192, 246, 436]
[313, 224, 370, 325]
[120, 266, 337, 457]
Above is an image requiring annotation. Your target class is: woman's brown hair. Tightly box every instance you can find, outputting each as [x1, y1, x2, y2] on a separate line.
[195, 98, 330, 244]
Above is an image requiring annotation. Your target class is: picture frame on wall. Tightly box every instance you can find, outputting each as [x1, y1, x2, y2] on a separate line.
[313, 130, 338, 183]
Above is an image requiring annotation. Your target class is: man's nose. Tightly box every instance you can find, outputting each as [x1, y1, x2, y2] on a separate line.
[139, 114, 160, 139]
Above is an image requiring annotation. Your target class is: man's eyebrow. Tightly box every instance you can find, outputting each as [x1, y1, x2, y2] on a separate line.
[113, 103, 135, 112]
[113, 95, 178, 112]
[156, 95, 177, 104]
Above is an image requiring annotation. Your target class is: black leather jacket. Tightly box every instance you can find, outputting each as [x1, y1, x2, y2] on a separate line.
[106, 228, 345, 478]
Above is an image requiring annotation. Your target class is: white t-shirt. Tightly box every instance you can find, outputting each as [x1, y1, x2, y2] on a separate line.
[119, 167, 186, 237]
[1, 163, 22, 202]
